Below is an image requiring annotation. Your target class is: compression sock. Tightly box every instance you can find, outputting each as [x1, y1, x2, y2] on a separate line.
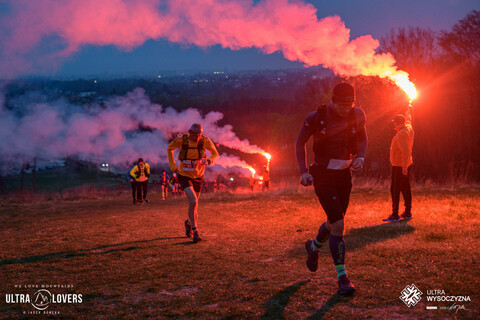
[329, 234, 346, 279]
[311, 222, 330, 251]
[335, 265, 346, 279]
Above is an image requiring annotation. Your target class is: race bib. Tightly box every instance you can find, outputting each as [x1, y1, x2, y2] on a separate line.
[327, 159, 352, 170]
[183, 160, 198, 171]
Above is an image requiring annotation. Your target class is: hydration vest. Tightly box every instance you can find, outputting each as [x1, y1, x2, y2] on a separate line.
[178, 134, 206, 161]
[133, 164, 148, 177]
[312, 105, 358, 156]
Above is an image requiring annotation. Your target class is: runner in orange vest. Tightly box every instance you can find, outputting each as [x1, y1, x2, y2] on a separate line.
[167, 124, 219, 243]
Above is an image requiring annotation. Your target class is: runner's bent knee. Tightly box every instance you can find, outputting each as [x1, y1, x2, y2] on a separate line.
[330, 219, 344, 235]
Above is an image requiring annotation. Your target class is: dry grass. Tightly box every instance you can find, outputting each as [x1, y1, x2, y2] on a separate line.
[0, 187, 479, 319]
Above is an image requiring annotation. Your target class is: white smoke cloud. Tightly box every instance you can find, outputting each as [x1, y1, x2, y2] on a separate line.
[1, 88, 261, 176]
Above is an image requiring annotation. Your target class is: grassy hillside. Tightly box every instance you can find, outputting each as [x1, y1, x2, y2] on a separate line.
[0, 189, 478, 319]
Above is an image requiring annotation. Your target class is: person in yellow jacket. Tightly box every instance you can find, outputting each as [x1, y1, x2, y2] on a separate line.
[383, 107, 415, 222]
[129, 158, 151, 204]
[167, 123, 219, 243]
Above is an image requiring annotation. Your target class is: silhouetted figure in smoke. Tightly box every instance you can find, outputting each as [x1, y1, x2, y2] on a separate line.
[160, 170, 169, 200]
[170, 172, 180, 197]
[129, 158, 150, 204]
[126, 162, 138, 204]
[249, 173, 255, 191]
[262, 164, 270, 191]
[295, 82, 368, 295]
[167, 123, 219, 243]
[383, 106, 415, 222]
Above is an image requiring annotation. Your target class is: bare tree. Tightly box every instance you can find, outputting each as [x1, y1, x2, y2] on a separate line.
[439, 10, 480, 171]
[438, 10, 480, 65]
[380, 27, 441, 74]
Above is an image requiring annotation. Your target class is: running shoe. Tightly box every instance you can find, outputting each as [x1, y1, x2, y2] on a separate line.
[193, 231, 202, 243]
[382, 214, 400, 222]
[305, 240, 319, 272]
[184, 220, 192, 238]
[338, 274, 356, 295]
[400, 212, 413, 220]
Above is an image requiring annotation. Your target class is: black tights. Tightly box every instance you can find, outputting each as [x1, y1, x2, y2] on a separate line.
[390, 166, 412, 215]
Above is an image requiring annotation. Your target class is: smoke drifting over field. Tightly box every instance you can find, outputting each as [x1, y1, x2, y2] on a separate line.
[0, 88, 264, 175]
[2, 0, 406, 81]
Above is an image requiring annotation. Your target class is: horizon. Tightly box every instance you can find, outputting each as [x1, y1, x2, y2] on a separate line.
[3, 65, 331, 81]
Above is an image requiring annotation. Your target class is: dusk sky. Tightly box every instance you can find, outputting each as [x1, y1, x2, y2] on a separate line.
[0, 0, 478, 78]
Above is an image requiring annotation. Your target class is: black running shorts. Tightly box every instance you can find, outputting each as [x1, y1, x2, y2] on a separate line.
[310, 164, 352, 224]
[178, 174, 203, 193]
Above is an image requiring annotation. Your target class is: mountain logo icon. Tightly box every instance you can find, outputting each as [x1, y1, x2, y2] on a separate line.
[32, 289, 52, 310]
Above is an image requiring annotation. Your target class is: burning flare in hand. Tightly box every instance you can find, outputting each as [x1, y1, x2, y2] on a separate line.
[388, 72, 418, 102]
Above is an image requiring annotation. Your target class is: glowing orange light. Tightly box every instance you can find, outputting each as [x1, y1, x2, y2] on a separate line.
[264, 153, 271, 161]
[389, 72, 417, 102]
[249, 168, 256, 175]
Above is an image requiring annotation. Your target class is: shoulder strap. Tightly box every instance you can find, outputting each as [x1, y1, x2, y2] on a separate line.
[347, 108, 357, 132]
[197, 136, 206, 159]
[313, 105, 327, 138]
[178, 135, 189, 160]
[312, 105, 328, 158]
[347, 107, 358, 154]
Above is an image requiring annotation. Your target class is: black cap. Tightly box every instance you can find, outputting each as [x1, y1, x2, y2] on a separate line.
[138, 158, 144, 163]
[332, 83, 355, 103]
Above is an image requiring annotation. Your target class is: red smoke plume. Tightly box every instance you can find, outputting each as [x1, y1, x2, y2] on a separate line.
[2, 0, 411, 86]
